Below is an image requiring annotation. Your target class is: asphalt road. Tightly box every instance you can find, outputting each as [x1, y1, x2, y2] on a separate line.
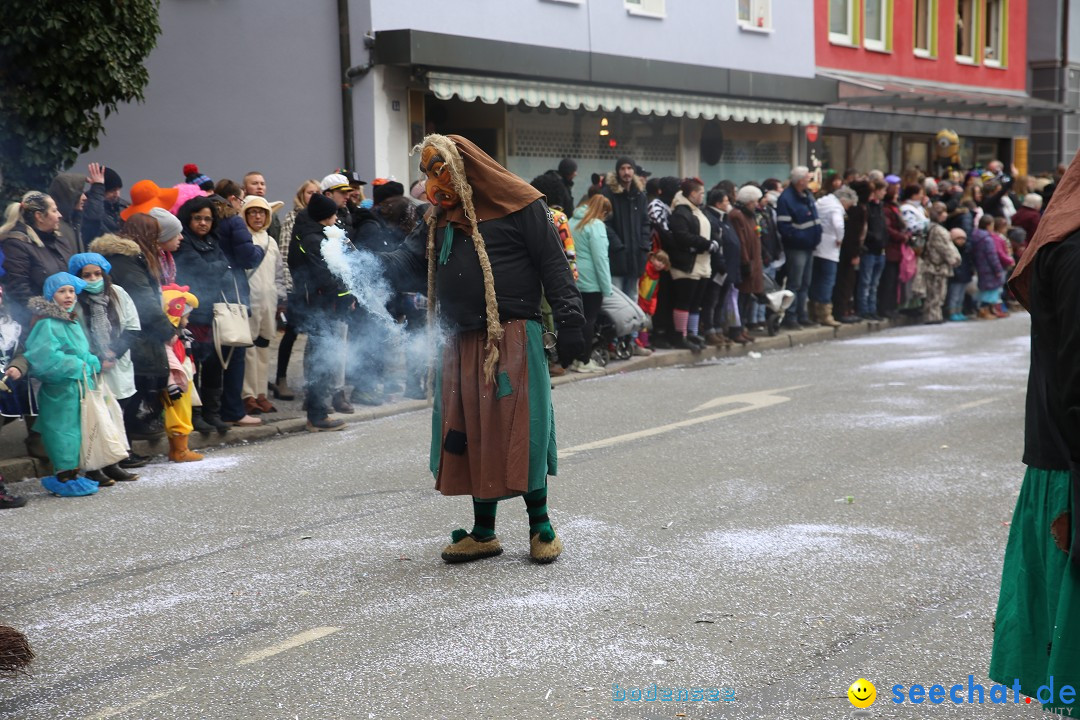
[1, 314, 1038, 719]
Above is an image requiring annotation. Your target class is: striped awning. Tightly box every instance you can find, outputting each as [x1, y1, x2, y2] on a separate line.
[427, 71, 825, 126]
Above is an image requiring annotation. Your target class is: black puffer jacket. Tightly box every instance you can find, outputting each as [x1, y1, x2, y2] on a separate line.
[88, 234, 173, 378]
[602, 172, 650, 279]
[288, 209, 349, 316]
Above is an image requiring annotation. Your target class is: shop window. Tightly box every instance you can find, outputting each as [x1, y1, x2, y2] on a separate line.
[625, 0, 665, 19]
[851, 133, 889, 174]
[738, 0, 772, 30]
[829, 0, 857, 45]
[820, 135, 850, 173]
[914, 0, 936, 57]
[864, 0, 891, 52]
[956, 0, 977, 62]
[984, 0, 1006, 66]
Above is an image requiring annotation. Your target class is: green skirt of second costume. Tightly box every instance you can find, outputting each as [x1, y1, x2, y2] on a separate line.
[990, 466, 1079, 712]
[430, 319, 556, 500]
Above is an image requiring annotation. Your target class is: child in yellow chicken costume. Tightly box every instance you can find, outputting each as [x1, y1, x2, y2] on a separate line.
[161, 284, 203, 462]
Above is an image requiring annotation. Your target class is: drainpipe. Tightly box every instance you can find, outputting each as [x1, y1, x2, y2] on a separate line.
[336, 0, 376, 171]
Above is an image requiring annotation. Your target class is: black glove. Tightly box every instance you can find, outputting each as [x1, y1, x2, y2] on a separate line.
[167, 384, 183, 401]
[253, 335, 271, 349]
[556, 327, 586, 369]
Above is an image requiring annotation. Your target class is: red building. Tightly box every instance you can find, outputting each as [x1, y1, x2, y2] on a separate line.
[812, 0, 1060, 175]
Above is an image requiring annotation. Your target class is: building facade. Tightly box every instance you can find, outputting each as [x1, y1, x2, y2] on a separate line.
[813, 0, 1061, 176]
[1028, 0, 1080, 171]
[77, 0, 833, 203]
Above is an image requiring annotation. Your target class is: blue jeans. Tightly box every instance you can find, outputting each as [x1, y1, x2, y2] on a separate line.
[611, 275, 639, 302]
[855, 253, 886, 316]
[945, 281, 968, 313]
[784, 248, 814, 322]
[809, 257, 839, 304]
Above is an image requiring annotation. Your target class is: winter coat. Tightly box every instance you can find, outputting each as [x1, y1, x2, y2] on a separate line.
[951, 240, 976, 284]
[288, 209, 350, 318]
[900, 201, 930, 244]
[381, 199, 584, 334]
[883, 202, 910, 263]
[541, 169, 575, 213]
[89, 234, 175, 379]
[668, 193, 713, 277]
[863, 201, 887, 255]
[756, 205, 781, 267]
[215, 213, 264, 307]
[970, 228, 1004, 291]
[246, 227, 285, 344]
[81, 183, 128, 247]
[279, 208, 302, 293]
[814, 194, 845, 262]
[705, 207, 741, 287]
[732, 204, 764, 294]
[602, 172, 650, 279]
[75, 284, 140, 400]
[1012, 206, 1041, 244]
[569, 206, 612, 296]
[840, 204, 868, 259]
[173, 229, 238, 328]
[24, 297, 100, 473]
[1, 223, 81, 328]
[351, 208, 398, 255]
[48, 172, 87, 254]
[776, 185, 822, 251]
[638, 261, 662, 316]
[921, 223, 962, 278]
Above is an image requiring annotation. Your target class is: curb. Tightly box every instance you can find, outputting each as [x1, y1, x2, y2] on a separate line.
[1, 318, 899, 487]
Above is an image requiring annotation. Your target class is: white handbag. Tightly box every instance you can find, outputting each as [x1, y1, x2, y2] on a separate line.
[80, 371, 130, 471]
[213, 275, 253, 369]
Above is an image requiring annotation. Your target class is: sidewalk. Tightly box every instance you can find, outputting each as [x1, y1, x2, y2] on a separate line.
[0, 319, 898, 486]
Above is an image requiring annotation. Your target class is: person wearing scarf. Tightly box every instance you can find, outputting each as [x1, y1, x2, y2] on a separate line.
[989, 150, 1080, 713]
[69, 253, 140, 484]
[381, 134, 584, 564]
[667, 179, 716, 350]
[23, 272, 101, 497]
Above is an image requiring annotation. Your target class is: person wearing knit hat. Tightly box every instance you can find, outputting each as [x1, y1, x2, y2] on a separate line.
[379, 133, 584, 565]
[287, 185, 351, 432]
[183, 164, 215, 193]
[68, 252, 141, 484]
[372, 180, 405, 206]
[604, 155, 650, 298]
[82, 163, 129, 246]
[159, 283, 204, 463]
[23, 272, 102, 497]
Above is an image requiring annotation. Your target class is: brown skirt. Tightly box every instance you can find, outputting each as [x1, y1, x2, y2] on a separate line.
[430, 319, 555, 500]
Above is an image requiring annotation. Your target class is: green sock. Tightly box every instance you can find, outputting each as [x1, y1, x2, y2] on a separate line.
[465, 498, 497, 540]
[524, 487, 555, 542]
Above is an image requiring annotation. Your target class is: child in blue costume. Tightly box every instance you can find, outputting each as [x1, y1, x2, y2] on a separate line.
[24, 272, 102, 497]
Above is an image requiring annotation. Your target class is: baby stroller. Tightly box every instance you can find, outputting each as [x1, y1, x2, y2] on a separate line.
[593, 287, 650, 365]
[754, 273, 795, 336]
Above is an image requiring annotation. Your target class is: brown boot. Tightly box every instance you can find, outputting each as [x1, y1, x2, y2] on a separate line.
[819, 303, 841, 327]
[168, 434, 204, 462]
[255, 394, 277, 413]
[243, 396, 262, 415]
[978, 306, 994, 319]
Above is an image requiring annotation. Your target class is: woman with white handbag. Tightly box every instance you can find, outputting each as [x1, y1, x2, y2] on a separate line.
[174, 197, 263, 429]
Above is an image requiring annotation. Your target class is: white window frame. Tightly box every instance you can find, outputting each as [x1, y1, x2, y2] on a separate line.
[956, 0, 978, 63]
[737, 0, 773, 32]
[984, 0, 1004, 67]
[863, 0, 889, 52]
[625, 0, 665, 19]
[828, 0, 857, 45]
[913, 0, 935, 58]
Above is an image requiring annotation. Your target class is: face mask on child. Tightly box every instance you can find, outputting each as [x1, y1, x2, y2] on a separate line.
[84, 279, 105, 294]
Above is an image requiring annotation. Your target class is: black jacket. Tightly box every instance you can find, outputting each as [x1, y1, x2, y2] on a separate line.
[174, 229, 238, 327]
[705, 207, 741, 286]
[668, 203, 711, 274]
[81, 183, 127, 246]
[1, 224, 81, 328]
[864, 201, 887, 255]
[602, 173, 650, 279]
[87, 234, 174, 378]
[288, 210, 350, 315]
[382, 199, 583, 333]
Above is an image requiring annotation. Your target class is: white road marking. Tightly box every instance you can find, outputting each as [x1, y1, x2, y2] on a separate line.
[85, 686, 186, 719]
[236, 626, 341, 666]
[559, 386, 809, 458]
[949, 397, 997, 412]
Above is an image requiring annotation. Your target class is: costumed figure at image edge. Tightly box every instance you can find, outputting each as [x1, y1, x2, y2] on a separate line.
[988, 149, 1080, 713]
[161, 284, 204, 463]
[382, 134, 585, 564]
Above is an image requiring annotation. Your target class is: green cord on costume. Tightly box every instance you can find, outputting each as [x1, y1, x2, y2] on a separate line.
[439, 224, 454, 265]
[451, 498, 498, 542]
[524, 487, 555, 542]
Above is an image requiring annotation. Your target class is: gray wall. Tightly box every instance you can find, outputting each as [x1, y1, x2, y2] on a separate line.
[74, 0, 346, 208]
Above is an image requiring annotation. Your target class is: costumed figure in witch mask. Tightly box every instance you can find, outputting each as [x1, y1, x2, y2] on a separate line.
[382, 134, 585, 564]
[988, 149, 1080, 714]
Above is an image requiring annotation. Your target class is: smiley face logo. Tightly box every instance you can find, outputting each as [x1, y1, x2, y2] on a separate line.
[848, 678, 877, 708]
